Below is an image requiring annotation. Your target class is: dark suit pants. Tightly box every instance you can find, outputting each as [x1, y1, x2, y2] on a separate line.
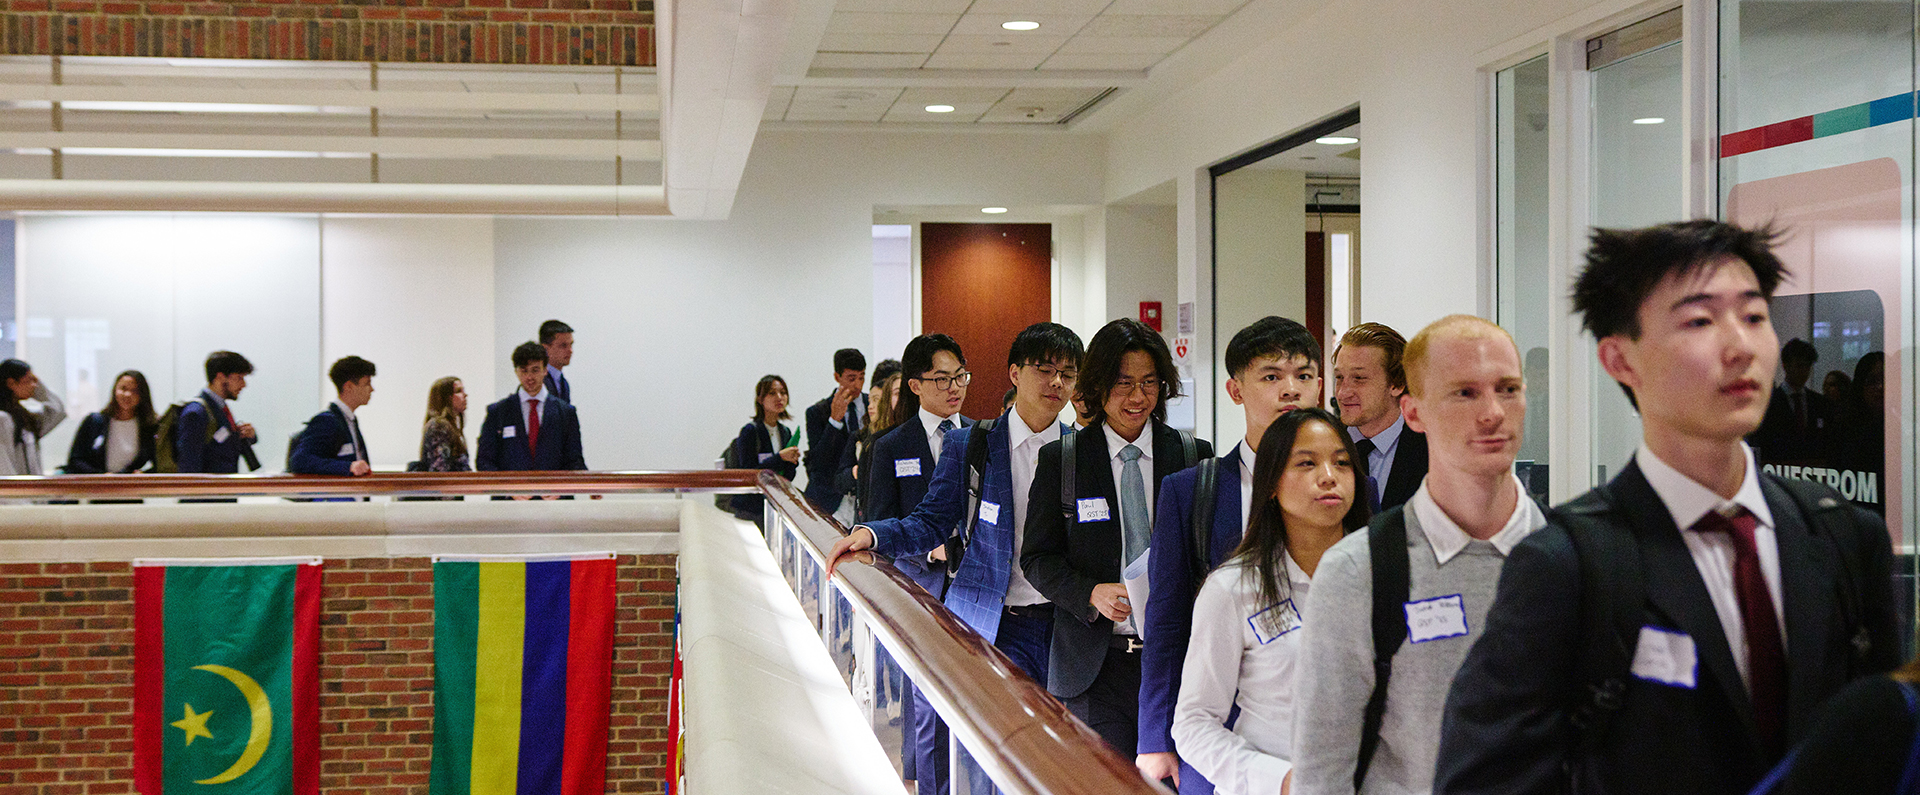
[1062, 643, 1141, 761]
[958, 604, 1055, 795]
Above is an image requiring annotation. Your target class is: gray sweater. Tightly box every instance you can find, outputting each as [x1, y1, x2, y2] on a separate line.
[0, 383, 65, 476]
[1290, 491, 1544, 795]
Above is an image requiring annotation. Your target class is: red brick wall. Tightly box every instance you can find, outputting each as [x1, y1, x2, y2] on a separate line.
[0, 2, 654, 65]
[0, 554, 677, 795]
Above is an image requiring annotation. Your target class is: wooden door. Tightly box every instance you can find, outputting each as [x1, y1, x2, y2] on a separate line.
[920, 223, 1052, 421]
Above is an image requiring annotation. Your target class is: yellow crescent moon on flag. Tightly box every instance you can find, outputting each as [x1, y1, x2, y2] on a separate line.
[191, 664, 272, 785]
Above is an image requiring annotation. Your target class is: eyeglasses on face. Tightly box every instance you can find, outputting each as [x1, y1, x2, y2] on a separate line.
[1110, 378, 1162, 397]
[913, 371, 972, 390]
[1026, 364, 1078, 384]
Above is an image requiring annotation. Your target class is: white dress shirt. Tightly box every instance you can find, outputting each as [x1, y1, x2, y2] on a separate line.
[1349, 414, 1406, 507]
[516, 386, 546, 431]
[1173, 555, 1312, 795]
[1235, 440, 1256, 534]
[329, 400, 364, 461]
[920, 406, 958, 459]
[105, 417, 140, 472]
[1005, 412, 1061, 606]
[1635, 442, 1784, 689]
[1104, 422, 1156, 527]
[1408, 473, 1545, 565]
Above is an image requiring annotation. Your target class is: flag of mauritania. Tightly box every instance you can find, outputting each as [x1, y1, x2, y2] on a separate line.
[133, 558, 321, 795]
[432, 553, 616, 795]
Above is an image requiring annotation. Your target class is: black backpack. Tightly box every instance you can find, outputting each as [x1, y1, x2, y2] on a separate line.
[1053, 425, 1202, 529]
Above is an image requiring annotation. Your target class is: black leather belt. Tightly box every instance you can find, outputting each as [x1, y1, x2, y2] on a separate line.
[1109, 635, 1144, 653]
[1003, 603, 1053, 619]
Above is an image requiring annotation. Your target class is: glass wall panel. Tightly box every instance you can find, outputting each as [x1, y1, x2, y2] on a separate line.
[1496, 55, 1551, 505]
[1589, 41, 1683, 483]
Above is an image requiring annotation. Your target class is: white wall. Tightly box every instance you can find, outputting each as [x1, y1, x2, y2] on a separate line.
[1212, 168, 1307, 449]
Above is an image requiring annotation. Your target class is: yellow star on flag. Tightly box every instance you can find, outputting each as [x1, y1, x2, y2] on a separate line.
[171, 704, 214, 746]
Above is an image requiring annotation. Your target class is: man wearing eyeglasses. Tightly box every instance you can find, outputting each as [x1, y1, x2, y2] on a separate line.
[860, 332, 974, 795]
[828, 322, 1087, 795]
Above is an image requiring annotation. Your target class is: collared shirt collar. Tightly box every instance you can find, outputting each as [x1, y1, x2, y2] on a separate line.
[330, 399, 356, 421]
[1349, 412, 1406, 452]
[200, 388, 227, 409]
[516, 386, 544, 405]
[1634, 441, 1775, 533]
[920, 406, 957, 439]
[1103, 422, 1152, 462]
[1236, 438, 1254, 481]
[547, 364, 563, 380]
[1007, 407, 1060, 453]
[1410, 473, 1546, 565]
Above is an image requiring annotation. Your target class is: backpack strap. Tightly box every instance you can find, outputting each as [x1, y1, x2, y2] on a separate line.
[1189, 457, 1219, 587]
[1356, 508, 1411, 790]
[1176, 428, 1199, 468]
[1559, 491, 1646, 763]
[947, 418, 998, 573]
[1059, 430, 1078, 522]
[1771, 476, 1876, 671]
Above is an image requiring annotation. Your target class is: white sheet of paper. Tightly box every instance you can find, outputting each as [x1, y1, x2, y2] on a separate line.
[1630, 626, 1698, 688]
[1122, 548, 1151, 638]
[894, 458, 922, 477]
[212, 426, 231, 444]
[979, 500, 1001, 526]
[1405, 594, 1470, 643]
[1076, 497, 1111, 523]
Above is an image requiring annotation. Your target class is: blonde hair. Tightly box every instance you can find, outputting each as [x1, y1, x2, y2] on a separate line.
[1402, 315, 1518, 397]
[1334, 322, 1409, 393]
[423, 376, 468, 459]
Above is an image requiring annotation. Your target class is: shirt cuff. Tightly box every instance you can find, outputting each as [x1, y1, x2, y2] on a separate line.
[828, 417, 845, 430]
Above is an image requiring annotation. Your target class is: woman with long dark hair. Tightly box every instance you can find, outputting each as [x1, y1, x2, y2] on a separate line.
[729, 374, 800, 523]
[0, 359, 67, 476]
[1172, 407, 1369, 795]
[418, 376, 472, 472]
[63, 369, 157, 474]
[851, 367, 902, 522]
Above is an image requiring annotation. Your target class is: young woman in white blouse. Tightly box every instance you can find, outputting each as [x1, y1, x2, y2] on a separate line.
[63, 369, 157, 474]
[0, 358, 68, 476]
[1172, 407, 1370, 795]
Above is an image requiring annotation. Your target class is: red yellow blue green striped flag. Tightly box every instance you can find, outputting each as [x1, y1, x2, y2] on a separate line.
[132, 557, 322, 795]
[431, 553, 616, 795]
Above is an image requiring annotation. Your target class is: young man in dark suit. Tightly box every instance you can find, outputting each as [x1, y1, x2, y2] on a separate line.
[804, 347, 866, 516]
[477, 341, 587, 473]
[863, 332, 972, 795]
[1021, 318, 1211, 761]
[289, 356, 376, 476]
[540, 319, 574, 404]
[827, 323, 1084, 795]
[1332, 322, 1428, 512]
[1436, 221, 1899, 795]
[176, 350, 257, 474]
[1136, 316, 1320, 791]
[1750, 337, 1832, 464]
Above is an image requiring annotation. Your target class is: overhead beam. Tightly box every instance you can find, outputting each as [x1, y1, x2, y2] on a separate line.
[0, 85, 661, 115]
[5, 132, 662, 160]
[792, 69, 1149, 89]
[0, 180, 669, 215]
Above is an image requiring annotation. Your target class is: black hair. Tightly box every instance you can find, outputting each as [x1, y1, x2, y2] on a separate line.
[102, 369, 158, 432]
[833, 348, 867, 375]
[871, 359, 901, 388]
[1002, 387, 1017, 411]
[1573, 220, 1789, 341]
[0, 359, 36, 445]
[1226, 316, 1321, 378]
[1075, 318, 1180, 427]
[899, 334, 966, 415]
[538, 320, 574, 345]
[1781, 338, 1817, 366]
[1006, 322, 1085, 369]
[511, 341, 548, 369]
[1232, 407, 1370, 633]
[753, 374, 791, 422]
[204, 351, 254, 383]
[328, 356, 377, 392]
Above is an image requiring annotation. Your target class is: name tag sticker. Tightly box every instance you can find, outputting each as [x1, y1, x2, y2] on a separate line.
[1076, 497, 1111, 523]
[502, 425, 517, 438]
[1630, 626, 1698, 689]
[212, 427, 232, 444]
[757, 452, 773, 463]
[338, 443, 356, 457]
[979, 501, 1001, 525]
[92, 435, 104, 450]
[1249, 599, 1303, 645]
[894, 458, 922, 477]
[1405, 594, 1470, 643]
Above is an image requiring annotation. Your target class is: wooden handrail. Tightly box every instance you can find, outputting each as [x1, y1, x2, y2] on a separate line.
[0, 470, 760, 498]
[757, 470, 1168, 795]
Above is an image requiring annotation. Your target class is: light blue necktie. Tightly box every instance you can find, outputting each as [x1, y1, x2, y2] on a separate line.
[1120, 444, 1149, 569]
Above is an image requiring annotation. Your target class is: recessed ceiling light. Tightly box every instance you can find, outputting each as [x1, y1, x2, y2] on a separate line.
[1002, 20, 1040, 30]
[925, 104, 955, 113]
[981, 207, 1009, 214]
[1633, 117, 1666, 125]
[1315, 136, 1359, 145]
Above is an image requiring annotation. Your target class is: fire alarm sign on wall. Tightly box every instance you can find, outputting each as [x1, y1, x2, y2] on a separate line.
[1140, 301, 1162, 332]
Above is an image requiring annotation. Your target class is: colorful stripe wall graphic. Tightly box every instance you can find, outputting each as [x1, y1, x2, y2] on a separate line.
[1722, 91, 1919, 158]
[431, 554, 616, 795]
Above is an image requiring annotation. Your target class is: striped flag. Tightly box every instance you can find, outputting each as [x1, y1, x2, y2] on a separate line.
[431, 553, 616, 795]
[132, 558, 321, 795]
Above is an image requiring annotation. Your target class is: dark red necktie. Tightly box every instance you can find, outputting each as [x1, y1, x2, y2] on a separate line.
[1694, 507, 1787, 756]
[222, 406, 239, 438]
[526, 398, 541, 457]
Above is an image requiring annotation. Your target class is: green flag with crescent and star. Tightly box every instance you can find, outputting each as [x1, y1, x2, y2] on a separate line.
[134, 559, 320, 795]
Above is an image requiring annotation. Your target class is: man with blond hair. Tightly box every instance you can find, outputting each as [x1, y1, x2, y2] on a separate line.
[1333, 323, 1428, 512]
[1290, 314, 1545, 795]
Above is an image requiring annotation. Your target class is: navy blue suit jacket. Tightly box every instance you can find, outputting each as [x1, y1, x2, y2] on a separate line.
[803, 394, 859, 512]
[175, 390, 248, 474]
[1138, 444, 1248, 770]
[866, 412, 972, 595]
[730, 420, 796, 518]
[544, 367, 571, 405]
[289, 405, 366, 476]
[475, 393, 586, 471]
[867, 410, 1073, 644]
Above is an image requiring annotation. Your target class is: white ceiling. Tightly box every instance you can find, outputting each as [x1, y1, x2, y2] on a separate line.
[764, 0, 1256, 125]
[1242, 122, 1362, 177]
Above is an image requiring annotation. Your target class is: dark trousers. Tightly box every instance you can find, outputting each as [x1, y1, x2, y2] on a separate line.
[1062, 644, 1142, 760]
[914, 684, 949, 795]
[957, 604, 1056, 795]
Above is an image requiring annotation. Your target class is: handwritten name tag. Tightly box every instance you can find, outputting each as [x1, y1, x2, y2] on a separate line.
[757, 452, 773, 463]
[1249, 599, 1303, 645]
[212, 427, 231, 444]
[979, 501, 1001, 525]
[1405, 594, 1470, 643]
[502, 425, 517, 438]
[894, 458, 922, 477]
[1630, 626, 1698, 688]
[1076, 497, 1110, 523]
[92, 435, 104, 450]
